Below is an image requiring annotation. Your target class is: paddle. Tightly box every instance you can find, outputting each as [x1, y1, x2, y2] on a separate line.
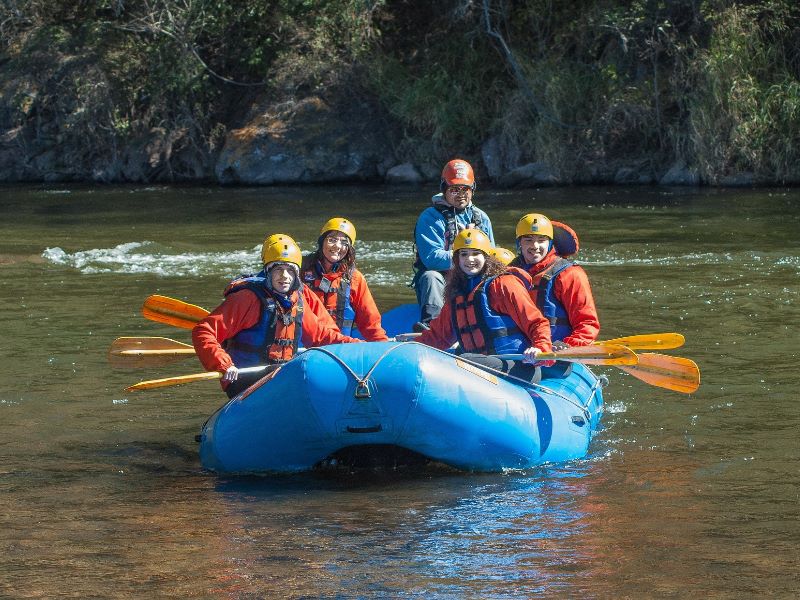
[142, 294, 209, 329]
[398, 330, 684, 351]
[498, 343, 637, 366]
[125, 365, 269, 392]
[501, 349, 698, 393]
[618, 353, 700, 394]
[108, 336, 196, 369]
[597, 333, 684, 351]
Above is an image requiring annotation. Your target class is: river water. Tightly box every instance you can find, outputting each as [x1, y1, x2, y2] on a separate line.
[0, 184, 797, 598]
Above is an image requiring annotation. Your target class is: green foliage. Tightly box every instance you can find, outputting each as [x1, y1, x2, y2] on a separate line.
[2, 0, 799, 181]
[689, 2, 800, 181]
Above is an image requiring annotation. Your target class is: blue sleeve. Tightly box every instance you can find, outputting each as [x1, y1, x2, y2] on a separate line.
[477, 208, 494, 245]
[415, 208, 453, 271]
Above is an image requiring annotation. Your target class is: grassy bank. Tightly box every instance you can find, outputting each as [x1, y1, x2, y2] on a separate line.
[2, 0, 799, 183]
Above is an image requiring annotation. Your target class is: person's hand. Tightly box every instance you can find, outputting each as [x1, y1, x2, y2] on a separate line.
[522, 346, 541, 364]
[552, 340, 571, 352]
[222, 365, 239, 382]
[523, 346, 555, 367]
[396, 332, 422, 342]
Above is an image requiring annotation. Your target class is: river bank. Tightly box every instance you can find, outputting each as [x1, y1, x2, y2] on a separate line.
[2, 2, 799, 187]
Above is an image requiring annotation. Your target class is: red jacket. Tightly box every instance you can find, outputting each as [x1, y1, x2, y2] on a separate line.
[303, 266, 388, 342]
[525, 250, 600, 346]
[417, 272, 552, 353]
[192, 285, 360, 378]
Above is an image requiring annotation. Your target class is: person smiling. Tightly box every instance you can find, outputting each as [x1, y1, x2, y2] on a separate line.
[415, 229, 552, 382]
[192, 234, 361, 398]
[300, 218, 388, 341]
[511, 213, 600, 348]
[411, 159, 494, 330]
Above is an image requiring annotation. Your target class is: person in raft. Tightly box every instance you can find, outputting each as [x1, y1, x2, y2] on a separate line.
[411, 158, 494, 331]
[300, 218, 388, 342]
[414, 228, 553, 383]
[490, 247, 516, 266]
[509, 213, 600, 349]
[192, 234, 361, 398]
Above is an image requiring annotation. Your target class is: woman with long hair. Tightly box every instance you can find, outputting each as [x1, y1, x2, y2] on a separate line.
[415, 228, 552, 381]
[300, 217, 388, 342]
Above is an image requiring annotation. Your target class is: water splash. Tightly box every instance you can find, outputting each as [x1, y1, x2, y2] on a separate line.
[42, 239, 417, 283]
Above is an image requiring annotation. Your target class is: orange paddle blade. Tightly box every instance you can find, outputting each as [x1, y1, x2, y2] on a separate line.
[618, 352, 700, 394]
[598, 333, 685, 351]
[142, 295, 210, 329]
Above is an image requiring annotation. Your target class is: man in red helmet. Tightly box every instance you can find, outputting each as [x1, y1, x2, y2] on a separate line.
[411, 158, 494, 330]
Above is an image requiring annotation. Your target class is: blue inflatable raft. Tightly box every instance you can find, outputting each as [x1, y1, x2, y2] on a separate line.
[198, 341, 606, 474]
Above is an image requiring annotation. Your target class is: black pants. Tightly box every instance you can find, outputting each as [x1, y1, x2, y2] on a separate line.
[459, 353, 542, 385]
[224, 364, 281, 399]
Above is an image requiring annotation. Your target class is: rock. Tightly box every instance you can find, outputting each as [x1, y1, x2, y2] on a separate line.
[719, 172, 755, 187]
[215, 96, 395, 185]
[497, 161, 559, 187]
[615, 166, 654, 185]
[659, 161, 700, 186]
[418, 162, 440, 182]
[385, 162, 423, 184]
[481, 135, 522, 181]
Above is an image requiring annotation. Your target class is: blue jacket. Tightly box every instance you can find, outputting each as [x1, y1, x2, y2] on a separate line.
[414, 194, 494, 272]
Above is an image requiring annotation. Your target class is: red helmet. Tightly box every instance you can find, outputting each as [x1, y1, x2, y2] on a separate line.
[440, 159, 475, 190]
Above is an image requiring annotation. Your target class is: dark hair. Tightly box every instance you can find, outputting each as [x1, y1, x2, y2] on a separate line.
[301, 232, 357, 273]
[445, 253, 507, 300]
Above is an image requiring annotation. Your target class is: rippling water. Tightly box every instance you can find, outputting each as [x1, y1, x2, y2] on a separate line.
[1, 184, 798, 597]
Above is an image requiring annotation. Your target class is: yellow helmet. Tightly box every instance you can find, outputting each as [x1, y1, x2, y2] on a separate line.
[261, 235, 302, 268]
[320, 217, 356, 245]
[452, 229, 493, 255]
[516, 213, 554, 239]
[490, 247, 516, 265]
[260, 233, 293, 263]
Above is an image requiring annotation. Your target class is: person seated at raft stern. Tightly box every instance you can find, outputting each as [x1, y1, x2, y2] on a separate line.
[414, 229, 553, 384]
[300, 218, 388, 342]
[192, 234, 362, 398]
[411, 158, 494, 331]
[509, 213, 600, 350]
[490, 247, 516, 266]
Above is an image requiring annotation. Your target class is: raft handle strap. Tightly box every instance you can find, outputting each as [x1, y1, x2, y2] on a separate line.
[303, 343, 413, 400]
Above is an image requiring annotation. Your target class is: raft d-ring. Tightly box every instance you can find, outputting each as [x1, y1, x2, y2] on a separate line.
[598, 374, 609, 388]
[354, 380, 371, 399]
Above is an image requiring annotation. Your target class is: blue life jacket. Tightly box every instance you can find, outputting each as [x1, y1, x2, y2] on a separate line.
[222, 276, 304, 367]
[532, 257, 574, 342]
[451, 270, 530, 355]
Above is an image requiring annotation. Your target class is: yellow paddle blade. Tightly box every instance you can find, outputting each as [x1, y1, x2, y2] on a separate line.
[125, 365, 269, 392]
[618, 353, 700, 394]
[108, 336, 196, 369]
[126, 370, 222, 391]
[142, 295, 210, 330]
[598, 333, 685, 351]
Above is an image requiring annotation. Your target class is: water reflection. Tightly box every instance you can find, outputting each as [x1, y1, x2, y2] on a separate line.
[202, 466, 602, 596]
